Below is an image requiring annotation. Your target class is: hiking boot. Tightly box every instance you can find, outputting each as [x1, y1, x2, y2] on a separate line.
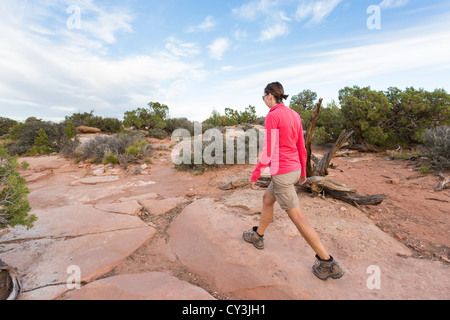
[312, 255, 345, 280]
[243, 226, 264, 250]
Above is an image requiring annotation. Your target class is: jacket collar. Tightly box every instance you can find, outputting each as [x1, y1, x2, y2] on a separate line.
[269, 103, 286, 113]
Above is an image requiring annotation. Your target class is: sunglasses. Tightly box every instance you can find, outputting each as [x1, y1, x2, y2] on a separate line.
[262, 93, 270, 101]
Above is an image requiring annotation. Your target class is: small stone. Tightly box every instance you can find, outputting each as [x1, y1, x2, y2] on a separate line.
[389, 179, 400, 185]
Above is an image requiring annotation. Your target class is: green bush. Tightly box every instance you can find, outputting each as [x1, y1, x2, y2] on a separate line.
[173, 129, 262, 174]
[76, 132, 152, 168]
[123, 102, 169, 131]
[147, 128, 168, 140]
[339, 86, 393, 148]
[64, 111, 122, 133]
[165, 117, 195, 135]
[0, 117, 17, 136]
[8, 117, 59, 156]
[290, 91, 343, 145]
[421, 126, 450, 171]
[203, 106, 258, 127]
[386, 87, 450, 144]
[0, 146, 35, 230]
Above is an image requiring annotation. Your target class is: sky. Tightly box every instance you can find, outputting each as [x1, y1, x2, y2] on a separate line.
[0, 0, 449, 123]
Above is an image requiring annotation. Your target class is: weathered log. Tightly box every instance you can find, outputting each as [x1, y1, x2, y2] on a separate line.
[435, 172, 449, 191]
[301, 176, 387, 207]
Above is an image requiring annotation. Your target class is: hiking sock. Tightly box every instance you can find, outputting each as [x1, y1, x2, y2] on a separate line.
[253, 226, 264, 238]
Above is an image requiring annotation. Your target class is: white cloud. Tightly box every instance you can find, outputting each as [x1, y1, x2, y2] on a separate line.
[234, 29, 248, 41]
[259, 23, 289, 42]
[165, 37, 201, 58]
[217, 22, 450, 113]
[232, 0, 279, 21]
[208, 38, 231, 60]
[0, 1, 206, 121]
[187, 16, 217, 33]
[58, 0, 134, 46]
[295, 0, 342, 25]
[379, 0, 409, 9]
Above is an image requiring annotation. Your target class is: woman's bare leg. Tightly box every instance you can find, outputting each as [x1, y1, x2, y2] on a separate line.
[256, 191, 276, 236]
[286, 205, 330, 261]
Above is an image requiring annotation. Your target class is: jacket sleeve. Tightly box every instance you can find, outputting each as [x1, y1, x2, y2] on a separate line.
[251, 114, 278, 182]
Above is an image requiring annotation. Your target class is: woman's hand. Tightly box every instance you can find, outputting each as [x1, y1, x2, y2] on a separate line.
[250, 181, 259, 190]
[298, 177, 307, 185]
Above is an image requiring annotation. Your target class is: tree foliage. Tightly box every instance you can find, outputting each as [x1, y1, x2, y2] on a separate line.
[123, 102, 169, 130]
[0, 146, 35, 230]
[290, 86, 450, 148]
[203, 106, 257, 127]
[339, 86, 450, 147]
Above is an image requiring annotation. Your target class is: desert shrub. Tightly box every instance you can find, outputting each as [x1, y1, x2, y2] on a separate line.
[147, 128, 168, 140]
[337, 86, 450, 148]
[173, 129, 263, 174]
[203, 106, 258, 127]
[76, 132, 152, 168]
[421, 126, 450, 171]
[8, 117, 60, 156]
[123, 102, 169, 131]
[0, 117, 17, 136]
[290, 91, 343, 145]
[0, 146, 35, 230]
[385, 87, 450, 145]
[64, 111, 122, 133]
[339, 86, 393, 148]
[165, 117, 194, 135]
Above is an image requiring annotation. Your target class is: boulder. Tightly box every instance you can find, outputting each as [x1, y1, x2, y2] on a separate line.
[76, 126, 101, 134]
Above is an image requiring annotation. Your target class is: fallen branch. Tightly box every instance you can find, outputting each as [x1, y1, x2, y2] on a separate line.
[435, 172, 449, 191]
[301, 176, 387, 207]
[425, 198, 449, 203]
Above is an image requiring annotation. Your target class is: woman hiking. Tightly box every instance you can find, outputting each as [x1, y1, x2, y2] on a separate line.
[243, 82, 345, 281]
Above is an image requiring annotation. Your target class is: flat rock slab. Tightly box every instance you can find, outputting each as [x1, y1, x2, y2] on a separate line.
[1, 203, 148, 241]
[220, 189, 285, 218]
[94, 200, 143, 216]
[0, 202, 156, 299]
[71, 176, 120, 185]
[1, 227, 155, 298]
[140, 197, 187, 216]
[60, 272, 215, 300]
[168, 198, 450, 300]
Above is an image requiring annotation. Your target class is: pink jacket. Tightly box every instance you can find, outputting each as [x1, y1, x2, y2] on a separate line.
[251, 103, 307, 182]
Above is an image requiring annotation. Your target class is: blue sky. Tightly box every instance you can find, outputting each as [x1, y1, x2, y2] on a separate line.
[1, 0, 449, 123]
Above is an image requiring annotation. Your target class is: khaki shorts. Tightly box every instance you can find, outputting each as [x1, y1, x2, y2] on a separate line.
[267, 171, 301, 211]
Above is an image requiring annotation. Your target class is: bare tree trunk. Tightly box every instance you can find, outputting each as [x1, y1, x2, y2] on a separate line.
[305, 98, 323, 177]
[312, 129, 354, 177]
[300, 98, 387, 208]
